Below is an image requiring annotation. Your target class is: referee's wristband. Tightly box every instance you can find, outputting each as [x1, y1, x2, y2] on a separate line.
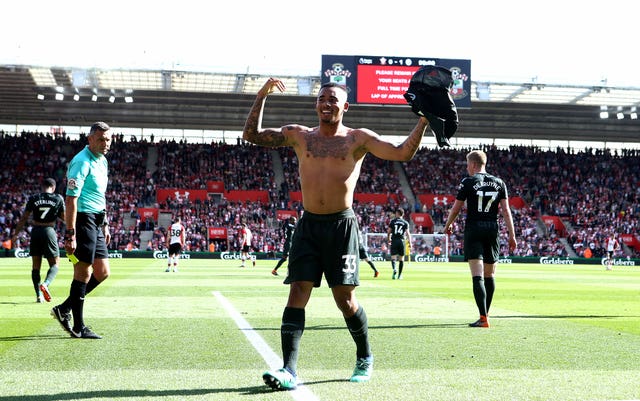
[64, 228, 75, 242]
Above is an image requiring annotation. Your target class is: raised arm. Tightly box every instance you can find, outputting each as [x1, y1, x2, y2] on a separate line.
[242, 78, 291, 147]
[360, 117, 430, 162]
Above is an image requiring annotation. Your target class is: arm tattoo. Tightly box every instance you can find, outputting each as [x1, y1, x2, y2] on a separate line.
[243, 101, 287, 146]
[246, 127, 286, 147]
[404, 130, 422, 154]
[401, 122, 428, 159]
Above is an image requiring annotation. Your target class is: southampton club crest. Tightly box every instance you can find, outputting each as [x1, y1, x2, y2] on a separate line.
[324, 63, 352, 86]
[449, 66, 468, 100]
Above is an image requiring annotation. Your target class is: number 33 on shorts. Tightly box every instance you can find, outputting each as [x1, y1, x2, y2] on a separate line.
[342, 254, 357, 274]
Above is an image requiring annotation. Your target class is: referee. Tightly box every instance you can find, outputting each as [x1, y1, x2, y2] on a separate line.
[51, 122, 112, 339]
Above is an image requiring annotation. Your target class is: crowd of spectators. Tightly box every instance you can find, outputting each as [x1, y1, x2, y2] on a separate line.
[155, 140, 275, 191]
[404, 145, 639, 258]
[1, 130, 638, 260]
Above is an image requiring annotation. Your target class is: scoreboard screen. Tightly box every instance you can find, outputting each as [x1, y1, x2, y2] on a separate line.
[321, 55, 471, 108]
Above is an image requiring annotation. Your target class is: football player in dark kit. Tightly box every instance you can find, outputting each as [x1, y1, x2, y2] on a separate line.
[444, 150, 517, 328]
[358, 230, 379, 278]
[272, 216, 297, 276]
[12, 178, 65, 302]
[387, 208, 411, 280]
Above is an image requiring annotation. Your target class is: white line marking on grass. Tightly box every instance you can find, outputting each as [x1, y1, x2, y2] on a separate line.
[212, 291, 320, 401]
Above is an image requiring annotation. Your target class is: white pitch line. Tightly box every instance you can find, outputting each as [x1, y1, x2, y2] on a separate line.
[212, 291, 320, 401]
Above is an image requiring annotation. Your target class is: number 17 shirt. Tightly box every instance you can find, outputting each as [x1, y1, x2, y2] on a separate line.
[455, 172, 508, 223]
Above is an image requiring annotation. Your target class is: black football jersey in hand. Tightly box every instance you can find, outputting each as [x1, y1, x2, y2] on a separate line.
[455, 173, 508, 222]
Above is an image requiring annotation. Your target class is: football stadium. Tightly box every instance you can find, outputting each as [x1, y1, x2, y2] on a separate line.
[1, 56, 639, 400]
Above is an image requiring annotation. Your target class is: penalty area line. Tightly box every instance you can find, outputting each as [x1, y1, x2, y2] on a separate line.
[212, 291, 320, 401]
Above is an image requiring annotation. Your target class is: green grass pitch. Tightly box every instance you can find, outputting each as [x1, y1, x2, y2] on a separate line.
[1, 257, 639, 401]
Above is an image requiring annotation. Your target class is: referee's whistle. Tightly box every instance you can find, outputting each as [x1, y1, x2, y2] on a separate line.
[68, 254, 79, 264]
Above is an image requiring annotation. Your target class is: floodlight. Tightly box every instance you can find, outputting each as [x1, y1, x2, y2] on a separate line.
[476, 82, 490, 100]
[124, 96, 133, 103]
[73, 94, 80, 101]
[616, 112, 624, 120]
[109, 96, 115, 103]
[599, 105, 608, 119]
[91, 94, 98, 102]
[55, 93, 64, 101]
[36, 94, 44, 100]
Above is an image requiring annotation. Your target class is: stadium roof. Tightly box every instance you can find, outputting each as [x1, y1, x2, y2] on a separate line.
[1, 64, 639, 143]
[19, 65, 640, 106]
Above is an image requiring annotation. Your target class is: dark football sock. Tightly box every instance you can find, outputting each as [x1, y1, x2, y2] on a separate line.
[44, 265, 58, 285]
[85, 274, 101, 294]
[472, 276, 487, 316]
[398, 261, 404, 275]
[31, 270, 41, 296]
[484, 276, 495, 314]
[345, 306, 371, 359]
[281, 307, 305, 376]
[70, 279, 87, 331]
[59, 295, 71, 311]
[391, 260, 396, 271]
[367, 260, 377, 272]
[274, 258, 285, 270]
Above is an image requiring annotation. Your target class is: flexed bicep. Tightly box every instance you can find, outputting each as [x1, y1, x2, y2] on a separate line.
[243, 78, 288, 146]
[246, 125, 301, 148]
[246, 127, 286, 147]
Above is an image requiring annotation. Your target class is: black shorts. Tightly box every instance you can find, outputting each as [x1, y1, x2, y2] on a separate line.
[168, 243, 182, 255]
[75, 212, 109, 265]
[463, 220, 500, 264]
[241, 245, 251, 253]
[390, 238, 406, 256]
[358, 242, 369, 260]
[282, 240, 292, 257]
[29, 226, 59, 258]
[286, 208, 360, 288]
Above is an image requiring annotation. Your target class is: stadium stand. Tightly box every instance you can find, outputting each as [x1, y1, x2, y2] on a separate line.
[1, 65, 638, 259]
[1, 131, 637, 259]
